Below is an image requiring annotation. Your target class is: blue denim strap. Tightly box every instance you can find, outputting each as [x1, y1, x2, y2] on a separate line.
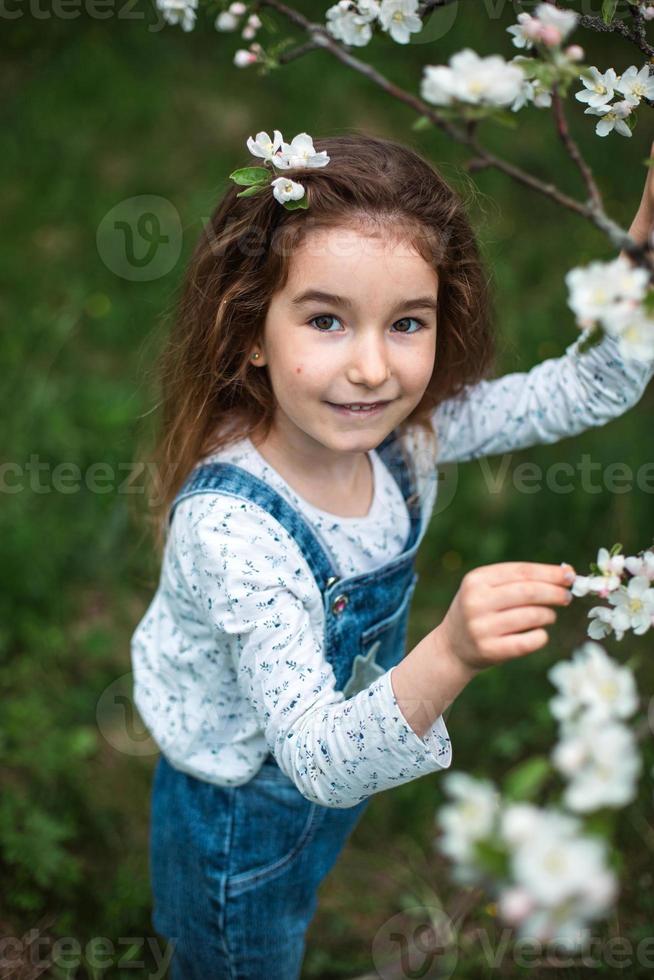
[168, 462, 339, 591]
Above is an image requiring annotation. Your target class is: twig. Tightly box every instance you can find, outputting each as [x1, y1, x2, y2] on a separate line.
[579, 8, 654, 61]
[550, 83, 604, 212]
[257, 0, 654, 273]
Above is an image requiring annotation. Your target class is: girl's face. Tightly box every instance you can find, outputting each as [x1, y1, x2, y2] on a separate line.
[253, 224, 438, 459]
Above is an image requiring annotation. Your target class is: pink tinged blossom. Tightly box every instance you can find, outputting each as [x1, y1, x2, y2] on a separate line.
[539, 24, 562, 47]
[498, 887, 535, 925]
[233, 49, 258, 67]
[624, 551, 654, 580]
[565, 45, 584, 62]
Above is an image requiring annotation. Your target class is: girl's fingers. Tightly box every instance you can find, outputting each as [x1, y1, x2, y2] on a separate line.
[478, 605, 557, 637]
[472, 561, 574, 589]
[482, 580, 571, 612]
[481, 628, 550, 660]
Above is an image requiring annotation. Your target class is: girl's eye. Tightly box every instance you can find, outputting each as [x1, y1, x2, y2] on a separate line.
[308, 314, 426, 334]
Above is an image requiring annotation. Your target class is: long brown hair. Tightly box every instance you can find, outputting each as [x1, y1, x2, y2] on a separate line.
[135, 130, 497, 556]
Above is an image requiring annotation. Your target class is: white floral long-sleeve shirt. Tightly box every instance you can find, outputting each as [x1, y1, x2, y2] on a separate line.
[131, 327, 653, 808]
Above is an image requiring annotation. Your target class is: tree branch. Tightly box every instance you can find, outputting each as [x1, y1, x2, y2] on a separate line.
[257, 0, 654, 273]
[550, 83, 604, 212]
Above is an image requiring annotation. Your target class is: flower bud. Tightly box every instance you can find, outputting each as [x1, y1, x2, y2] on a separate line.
[234, 48, 258, 67]
[644, 5, 654, 20]
[228, 1, 247, 14]
[540, 23, 562, 47]
[564, 44, 584, 62]
[216, 10, 240, 30]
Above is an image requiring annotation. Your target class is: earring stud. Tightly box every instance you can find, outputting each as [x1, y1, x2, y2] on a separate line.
[251, 352, 260, 360]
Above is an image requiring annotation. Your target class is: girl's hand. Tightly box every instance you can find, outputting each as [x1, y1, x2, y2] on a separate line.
[620, 138, 654, 259]
[437, 561, 575, 675]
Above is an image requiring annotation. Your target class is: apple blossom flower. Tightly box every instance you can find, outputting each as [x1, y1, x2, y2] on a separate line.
[552, 716, 641, 811]
[564, 254, 649, 326]
[156, 0, 197, 32]
[378, 0, 422, 44]
[615, 64, 654, 106]
[535, 1, 578, 44]
[229, 1, 246, 13]
[624, 550, 654, 580]
[643, 5, 654, 20]
[422, 49, 525, 109]
[436, 772, 500, 867]
[325, 0, 380, 46]
[512, 829, 615, 911]
[565, 44, 585, 62]
[606, 575, 654, 636]
[575, 66, 619, 109]
[233, 48, 258, 67]
[507, 12, 543, 49]
[603, 306, 654, 360]
[273, 133, 330, 170]
[584, 99, 633, 138]
[571, 574, 616, 599]
[500, 803, 581, 849]
[587, 604, 618, 640]
[246, 130, 285, 162]
[511, 76, 553, 112]
[270, 176, 305, 204]
[216, 9, 241, 30]
[548, 641, 638, 725]
[507, 3, 578, 50]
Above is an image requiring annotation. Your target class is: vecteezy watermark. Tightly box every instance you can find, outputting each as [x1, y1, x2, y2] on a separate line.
[2, 453, 654, 510]
[96, 670, 246, 757]
[473, 927, 654, 970]
[371, 906, 459, 979]
[369, 913, 654, 978]
[96, 195, 182, 281]
[0, 0, 170, 31]
[0, 457, 164, 502]
[0, 932, 176, 979]
[94, 196, 454, 281]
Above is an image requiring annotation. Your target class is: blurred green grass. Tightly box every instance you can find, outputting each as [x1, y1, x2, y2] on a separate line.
[2, 3, 653, 976]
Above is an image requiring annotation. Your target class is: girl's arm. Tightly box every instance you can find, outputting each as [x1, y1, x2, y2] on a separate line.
[433, 327, 653, 465]
[434, 153, 654, 466]
[170, 495, 453, 809]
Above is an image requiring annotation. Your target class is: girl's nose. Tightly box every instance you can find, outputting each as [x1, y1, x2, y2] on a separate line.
[346, 337, 391, 388]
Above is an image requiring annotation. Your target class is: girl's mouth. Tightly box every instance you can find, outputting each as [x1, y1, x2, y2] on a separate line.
[326, 401, 390, 417]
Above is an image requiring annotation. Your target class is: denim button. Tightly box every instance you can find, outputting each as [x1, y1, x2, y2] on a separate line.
[331, 594, 348, 614]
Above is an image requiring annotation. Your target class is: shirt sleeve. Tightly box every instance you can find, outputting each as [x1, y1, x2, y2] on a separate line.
[176, 496, 452, 809]
[433, 326, 654, 464]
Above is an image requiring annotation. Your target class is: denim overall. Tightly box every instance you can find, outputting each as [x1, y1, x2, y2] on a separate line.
[149, 430, 429, 979]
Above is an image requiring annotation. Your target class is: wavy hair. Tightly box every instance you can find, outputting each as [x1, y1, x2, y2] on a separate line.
[135, 130, 497, 555]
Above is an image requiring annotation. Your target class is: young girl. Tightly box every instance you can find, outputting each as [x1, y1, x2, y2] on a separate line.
[131, 131, 654, 979]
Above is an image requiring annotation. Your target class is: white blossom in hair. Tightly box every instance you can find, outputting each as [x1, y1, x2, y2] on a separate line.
[228, 129, 330, 211]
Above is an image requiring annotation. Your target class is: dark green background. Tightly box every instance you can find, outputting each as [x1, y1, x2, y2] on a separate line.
[2, 2, 653, 976]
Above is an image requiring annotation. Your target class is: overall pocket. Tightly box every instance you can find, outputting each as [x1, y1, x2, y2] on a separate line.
[226, 755, 325, 896]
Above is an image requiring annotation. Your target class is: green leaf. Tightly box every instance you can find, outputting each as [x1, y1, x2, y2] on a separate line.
[502, 756, 551, 802]
[411, 115, 432, 131]
[236, 183, 269, 199]
[229, 166, 270, 186]
[283, 197, 308, 210]
[602, 0, 618, 24]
